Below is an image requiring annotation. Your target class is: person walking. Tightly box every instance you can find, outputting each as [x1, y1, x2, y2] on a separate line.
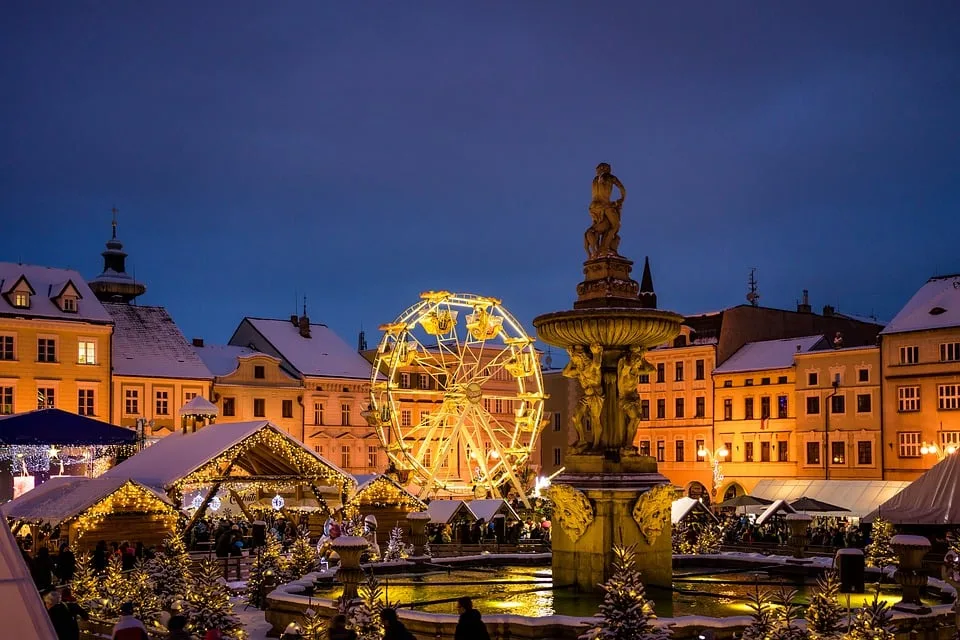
[455, 597, 490, 640]
[379, 608, 415, 640]
[111, 602, 149, 640]
[327, 614, 357, 640]
[45, 589, 89, 640]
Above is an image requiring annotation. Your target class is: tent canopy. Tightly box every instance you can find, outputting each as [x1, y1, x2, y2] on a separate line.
[0, 409, 136, 446]
[718, 495, 773, 509]
[178, 395, 219, 417]
[426, 500, 476, 525]
[756, 499, 796, 525]
[867, 454, 960, 524]
[672, 497, 719, 525]
[791, 497, 849, 513]
[1, 477, 173, 526]
[0, 518, 56, 640]
[751, 479, 910, 518]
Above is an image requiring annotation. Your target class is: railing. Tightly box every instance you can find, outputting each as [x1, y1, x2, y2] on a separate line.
[428, 541, 550, 557]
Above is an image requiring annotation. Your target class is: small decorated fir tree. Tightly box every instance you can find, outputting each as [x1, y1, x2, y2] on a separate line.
[186, 558, 246, 640]
[288, 531, 318, 580]
[845, 589, 895, 640]
[301, 607, 327, 640]
[147, 534, 191, 608]
[806, 571, 845, 640]
[70, 552, 101, 613]
[99, 555, 130, 619]
[383, 526, 406, 562]
[348, 569, 390, 640]
[769, 584, 806, 640]
[246, 532, 286, 608]
[126, 559, 163, 627]
[741, 584, 776, 640]
[864, 517, 896, 569]
[579, 544, 670, 640]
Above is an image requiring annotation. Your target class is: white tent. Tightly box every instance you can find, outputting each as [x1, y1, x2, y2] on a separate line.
[755, 499, 796, 525]
[426, 500, 475, 525]
[751, 479, 911, 518]
[672, 497, 719, 525]
[0, 518, 57, 639]
[866, 454, 960, 524]
[178, 395, 219, 417]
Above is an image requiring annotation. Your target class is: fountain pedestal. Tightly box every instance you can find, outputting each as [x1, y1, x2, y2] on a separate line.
[891, 534, 931, 612]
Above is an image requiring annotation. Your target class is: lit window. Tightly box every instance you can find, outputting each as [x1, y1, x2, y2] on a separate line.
[898, 386, 920, 412]
[12, 291, 29, 308]
[0, 386, 13, 414]
[806, 442, 820, 465]
[38, 387, 55, 410]
[777, 395, 788, 419]
[78, 389, 95, 416]
[898, 432, 921, 458]
[831, 441, 845, 465]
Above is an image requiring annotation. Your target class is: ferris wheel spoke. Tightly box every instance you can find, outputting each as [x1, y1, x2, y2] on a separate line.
[472, 406, 527, 501]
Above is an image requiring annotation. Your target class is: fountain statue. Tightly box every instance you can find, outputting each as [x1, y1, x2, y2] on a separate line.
[534, 163, 682, 590]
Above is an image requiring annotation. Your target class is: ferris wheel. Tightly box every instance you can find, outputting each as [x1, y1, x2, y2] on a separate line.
[367, 291, 546, 507]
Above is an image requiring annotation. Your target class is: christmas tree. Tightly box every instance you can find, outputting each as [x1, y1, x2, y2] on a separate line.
[146, 534, 191, 608]
[301, 607, 327, 640]
[741, 584, 776, 640]
[70, 552, 101, 613]
[246, 531, 286, 608]
[185, 558, 246, 640]
[288, 531, 318, 580]
[864, 517, 896, 570]
[99, 555, 130, 619]
[806, 571, 845, 640]
[383, 525, 406, 562]
[769, 584, 806, 640]
[844, 589, 894, 640]
[579, 544, 670, 640]
[347, 569, 390, 640]
[126, 559, 163, 628]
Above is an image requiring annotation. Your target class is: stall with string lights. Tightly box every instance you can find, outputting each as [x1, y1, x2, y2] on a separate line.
[343, 474, 427, 545]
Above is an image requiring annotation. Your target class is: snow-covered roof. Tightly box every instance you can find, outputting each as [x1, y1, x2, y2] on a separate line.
[178, 395, 219, 417]
[0, 476, 172, 525]
[103, 420, 354, 492]
[881, 274, 960, 335]
[751, 479, 912, 518]
[104, 303, 213, 379]
[714, 335, 826, 374]
[0, 262, 112, 323]
[191, 343, 286, 378]
[672, 497, 719, 524]
[468, 499, 519, 522]
[347, 474, 427, 508]
[426, 499, 476, 524]
[236, 318, 373, 379]
[0, 518, 57, 640]
[867, 454, 960, 524]
[755, 499, 796, 525]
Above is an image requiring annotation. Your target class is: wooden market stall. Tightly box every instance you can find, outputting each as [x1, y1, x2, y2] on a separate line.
[345, 474, 427, 546]
[1, 476, 178, 552]
[426, 499, 476, 542]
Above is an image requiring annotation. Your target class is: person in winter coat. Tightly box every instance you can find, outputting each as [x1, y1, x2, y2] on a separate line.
[92, 541, 108, 573]
[327, 614, 357, 640]
[380, 608, 415, 640]
[56, 543, 76, 583]
[45, 589, 88, 640]
[111, 602, 148, 640]
[455, 597, 491, 640]
[166, 615, 195, 640]
[32, 547, 54, 591]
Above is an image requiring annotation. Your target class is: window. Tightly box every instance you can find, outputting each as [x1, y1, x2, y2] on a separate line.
[223, 397, 235, 417]
[638, 374, 649, 384]
[656, 399, 665, 419]
[744, 441, 754, 462]
[675, 362, 684, 382]
[401, 410, 412, 427]
[856, 393, 872, 413]
[695, 396, 705, 418]
[858, 368, 869, 383]
[724, 442, 732, 458]
[696, 439, 705, 461]
[675, 398, 685, 418]
[253, 398, 266, 417]
[185, 392, 197, 402]
[941, 343, 960, 362]
[777, 441, 788, 462]
[744, 379, 754, 387]
[777, 395, 788, 419]
[341, 403, 350, 425]
[806, 396, 820, 415]
[858, 441, 873, 465]
[0, 336, 13, 360]
[831, 441, 846, 465]
[62, 296, 76, 312]
[675, 440, 685, 462]
[656, 363, 665, 383]
[723, 380, 733, 388]
[155, 390, 169, 415]
[314, 402, 324, 425]
[37, 338, 56, 362]
[760, 377, 770, 386]
[341, 445, 351, 468]
[483, 398, 491, 412]
[744, 397, 754, 420]
[830, 395, 845, 414]
[640, 399, 650, 420]
[639, 440, 651, 456]
[656, 440, 665, 462]
[808, 372, 819, 386]
[553, 448, 562, 466]
[760, 397, 771, 419]
[804, 442, 820, 465]
[396, 372, 409, 388]
[419, 410, 430, 425]
[0, 386, 13, 414]
[941, 431, 960, 449]
[778, 376, 788, 384]
[423, 447, 432, 468]
[439, 451, 448, 468]
[314, 445, 324, 455]
[898, 432, 921, 458]
[723, 399, 732, 420]
[760, 441, 770, 462]
[254, 365, 265, 379]
[12, 291, 29, 308]
[899, 345, 919, 365]
[38, 387, 55, 409]
[553, 412, 562, 431]
[939, 384, 960, 410]
[78, 389, 94, 416]
[418, 374, 429, 389]
[898, 386, 920, 412]
[124, 389, 139, 415]
[494, 398, 503, 414]
[282, 399, 294, 418]
[695, 359, 705, 380]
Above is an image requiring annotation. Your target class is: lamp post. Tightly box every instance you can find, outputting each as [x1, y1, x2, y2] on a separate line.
[825, 376, 839, 480]
[920, 441, 958, 462]
[696, 445, 729, 499]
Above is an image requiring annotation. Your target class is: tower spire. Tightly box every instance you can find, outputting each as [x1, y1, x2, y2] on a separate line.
[638, 256, 657, 309]
[111, 206, 119, 239]
[89, 206, 146, 303]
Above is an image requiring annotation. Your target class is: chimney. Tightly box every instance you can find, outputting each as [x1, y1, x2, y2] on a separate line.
[192, 338, 204, 348]
[833, 332, 844, 349]
[290, 314, 299, 326]
[299, 314, 311, 339]
[822, 305, 834, 317]
[797, 289, 812, 313]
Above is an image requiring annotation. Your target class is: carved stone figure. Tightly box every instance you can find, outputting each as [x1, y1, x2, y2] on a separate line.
[562, 344, 604, 452]
[617, 346, 651, 452]
[548, 484, 594, 542]
[631, 484, 673, 545]
[584, 163, 626, 259]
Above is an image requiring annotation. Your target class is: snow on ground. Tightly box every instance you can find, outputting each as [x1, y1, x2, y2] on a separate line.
[231, 596, 272, 640]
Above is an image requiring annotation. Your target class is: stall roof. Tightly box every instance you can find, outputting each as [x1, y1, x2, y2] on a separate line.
[426, 500, 475, 525]
[867, 454, 960, 524]
[347, 474, 427, 510]
[751, 479, 911, 518]
[0, 518, 56, 639]
[468, 499, 519, 522]
[755, 499, 796, 525]
[1, 477, 172, 526]
[103, 420, 354, 493]
[0, 409, 137, 446]
[672, 497, 719, 525]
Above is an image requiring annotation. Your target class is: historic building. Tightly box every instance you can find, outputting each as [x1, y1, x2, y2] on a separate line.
[532, 368, 580, 479]
[880, 274, 960, 481]
[0, 263, 112, 419]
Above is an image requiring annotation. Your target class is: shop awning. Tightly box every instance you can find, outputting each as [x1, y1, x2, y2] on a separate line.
[750, 479, 911, 518]
[0, 409, 136, 446]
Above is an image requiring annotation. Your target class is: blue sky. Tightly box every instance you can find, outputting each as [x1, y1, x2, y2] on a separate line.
[2, 2, 959, 347]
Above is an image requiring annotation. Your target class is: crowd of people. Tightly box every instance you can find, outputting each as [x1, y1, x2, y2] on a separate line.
[718, 513, 866, 548]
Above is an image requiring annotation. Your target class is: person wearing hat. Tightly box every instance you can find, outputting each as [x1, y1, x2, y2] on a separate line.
[111, 602, 148, 640]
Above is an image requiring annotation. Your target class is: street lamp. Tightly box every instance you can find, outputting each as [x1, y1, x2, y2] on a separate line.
[920, 442, 958, 461]
[697, 445, 729, 498]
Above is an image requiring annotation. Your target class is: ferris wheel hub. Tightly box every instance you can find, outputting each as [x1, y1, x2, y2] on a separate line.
[463, 382, 483, 404]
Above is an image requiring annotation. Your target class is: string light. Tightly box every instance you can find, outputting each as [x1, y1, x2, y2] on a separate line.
[71, 481, 179, 542]
[344, 476, 427, 512]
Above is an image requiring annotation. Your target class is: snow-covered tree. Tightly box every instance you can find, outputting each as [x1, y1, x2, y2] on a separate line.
[671, 520, 722, 555]
[185, 558, 246, 640]
[807, 571, 845, 640]
[70, 552, 101, 613]
[741, 584, 776, 640]
[246, 531, 286, 608]
[288, 531, 318, 580]
[769, 584, 806, 640]
[579, 544, 670, 640]
[864, 517, 896, 569]
[844, 590, 894, 640]
[126, 559, 163, 627]
[383, 525, 407, 562]
[300, 607, 327, 640]
[98, 555, 130, 619]
[346, 569, 392, 640]
[146, 534, 191, 608]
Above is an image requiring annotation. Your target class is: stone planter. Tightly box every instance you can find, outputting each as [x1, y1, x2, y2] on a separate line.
[891, 534, 931, 610]
[785, 513, 812, 560]
[407, 511, 432, 557]
[331, 535, 369, 600]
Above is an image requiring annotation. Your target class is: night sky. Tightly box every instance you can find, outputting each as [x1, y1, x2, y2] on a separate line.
[2, 3, 959, 350]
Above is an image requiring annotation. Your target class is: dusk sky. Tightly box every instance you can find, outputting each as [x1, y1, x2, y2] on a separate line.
[2, 3, 959, 349]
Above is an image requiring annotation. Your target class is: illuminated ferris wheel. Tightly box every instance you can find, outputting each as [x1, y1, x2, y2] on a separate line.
[367, 291, 546, 506]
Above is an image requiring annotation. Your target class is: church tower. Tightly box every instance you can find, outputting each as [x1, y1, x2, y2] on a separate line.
[89, 207, 147, 303]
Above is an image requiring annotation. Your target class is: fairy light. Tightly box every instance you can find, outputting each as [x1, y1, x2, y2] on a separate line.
[71, 481, 178, 542]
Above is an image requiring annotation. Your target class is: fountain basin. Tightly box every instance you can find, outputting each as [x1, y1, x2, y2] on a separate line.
[533, 308, 683, 348]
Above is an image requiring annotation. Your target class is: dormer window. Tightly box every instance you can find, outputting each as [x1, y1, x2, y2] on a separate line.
[12, 291, 29, 308]
[62, 296, 77, 313]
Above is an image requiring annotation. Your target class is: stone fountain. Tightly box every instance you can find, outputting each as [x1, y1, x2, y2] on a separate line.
[534, 163, 682, 590]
